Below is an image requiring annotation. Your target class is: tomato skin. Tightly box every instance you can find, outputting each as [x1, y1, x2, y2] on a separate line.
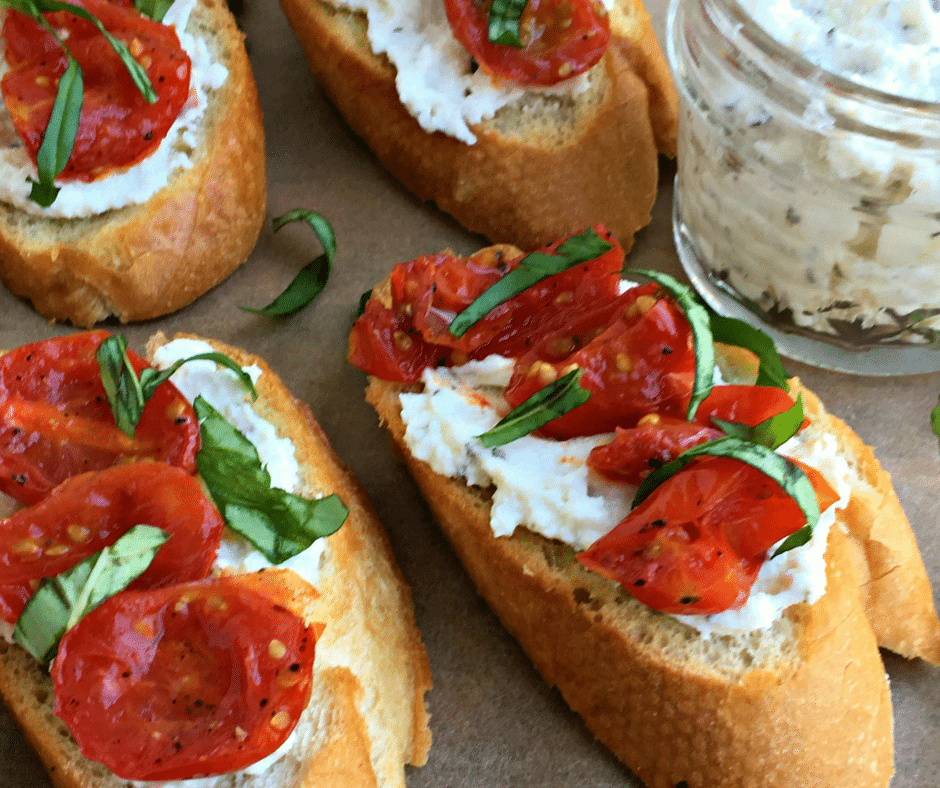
[444, 0, 610, 86]
[0, 462, 224, 623]
[505, 284, 697, 438]
[577, 456, 810, 614]
[0, 331, 199, 505]
[0, 0, 191, 181]
[694, 385, 803, 429]
[52, 575, 315, 780]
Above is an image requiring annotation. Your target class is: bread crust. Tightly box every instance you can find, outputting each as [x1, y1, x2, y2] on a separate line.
[364, 368, 938, 787]
[278, 0, 676, 252]
[0, 0, 267, 327]
[0, 334, 432, 788]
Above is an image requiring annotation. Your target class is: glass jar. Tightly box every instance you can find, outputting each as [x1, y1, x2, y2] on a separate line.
[666, 0, 940, 375]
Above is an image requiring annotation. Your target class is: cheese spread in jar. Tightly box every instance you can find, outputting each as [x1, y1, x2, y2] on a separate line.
[667, 0, 940, 374]
[0, 0, 228, 218]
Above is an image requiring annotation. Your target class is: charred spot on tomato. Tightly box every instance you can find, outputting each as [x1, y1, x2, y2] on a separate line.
[633, 579, 646, 586]
[679, 596, 700, 605]
[662, 346, 673, 355]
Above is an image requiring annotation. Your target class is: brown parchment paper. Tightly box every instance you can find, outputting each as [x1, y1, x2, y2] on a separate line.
[1, 0, 938, 786]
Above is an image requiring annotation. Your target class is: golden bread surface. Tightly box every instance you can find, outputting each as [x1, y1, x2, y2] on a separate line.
[0, 0, 267, 327]
[278, 0, 677, 252]
[0, 334, 432, 788]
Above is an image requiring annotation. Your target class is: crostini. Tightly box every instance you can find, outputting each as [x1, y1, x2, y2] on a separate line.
[348, 226, 940, 788]
[0, 0, 266, 326]
[278, 0, 677, 251]
[0, 331, 431, 788]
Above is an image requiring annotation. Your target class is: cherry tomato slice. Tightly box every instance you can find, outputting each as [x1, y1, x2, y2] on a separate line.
[52, 575, 315, 780]
[505, 284, 697, 438]
[694, 384, 805, 429]
[0, 462, 223, 623]
[577, 456, 815, 614]
[1, 0, 191, 181]
[0, 331, 199, 505]
[444, 0, 610, 86]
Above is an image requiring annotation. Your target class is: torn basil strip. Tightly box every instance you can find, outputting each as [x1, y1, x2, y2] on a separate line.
[97, 334, 257, 437]
[708, 312, 790, 390]
[194, 397, 348, 563]
[624, 269, 715, 422]
[477, 368, 590, 448]
[488, 0, 527, 46]
[631, 435, 819, 558]
[448, 228, 614, 339]
[711, 394, 805, 450]
[14, 525, 169, 664]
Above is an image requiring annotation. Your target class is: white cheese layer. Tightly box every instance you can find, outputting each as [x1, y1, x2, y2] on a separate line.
[0, 0, 228, 218]
[400, 356, 850, 635]
[331, 0, 610, 144]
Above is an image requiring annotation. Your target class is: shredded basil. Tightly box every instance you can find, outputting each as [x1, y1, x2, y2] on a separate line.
[708, 312, 790, 390]
[96, 334, 257, 437]
[194, 397, 348, 563]
[13, 525, 169, 664]
[624, 269, 715, 422]
[133, 0, 174, 21]
[710, 394, 804, 450]
[488, 0, 527, 46]
[932, 395, 940, 454]
[243, 211, 337, 316]
[356, 288, 374, 318]
[477, 368, 590, 448]
[448, 227, 614, 339]
[3, 0, 159, 206]
[631, 436, 819, 558]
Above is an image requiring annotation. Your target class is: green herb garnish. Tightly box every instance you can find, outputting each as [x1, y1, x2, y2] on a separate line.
[711, 395, 804, 450]
[625, 269, 715, 422]
[13, 525, 169, 664]
[2, 0, 159, 206]
[96, 334, 257, 438]
[449, 227, 614, 339]
[632, 436, 819, 558]
[243, 211, 337, 316]
[477, 368, 590, 448]
[133, 0, 174, 22]
[488, 0, 527, 46]
[709, 312, 790, 390]
[932, 395, 940, 454]
[194, 397, 348, 563]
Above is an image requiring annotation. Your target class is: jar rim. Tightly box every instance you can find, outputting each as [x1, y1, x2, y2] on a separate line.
[687, 0, 940, 112]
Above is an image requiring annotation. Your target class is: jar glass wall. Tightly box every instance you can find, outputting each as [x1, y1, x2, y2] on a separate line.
[666, 0, 940, 375]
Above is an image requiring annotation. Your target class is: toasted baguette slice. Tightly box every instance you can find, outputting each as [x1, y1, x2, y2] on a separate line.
[278, 0, 677, 252]
[363, 360, 939, 787]
[0, 0, 266, 327]
[0, 333, 432, 788]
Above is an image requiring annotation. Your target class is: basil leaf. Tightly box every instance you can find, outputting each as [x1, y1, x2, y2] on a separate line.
[709, 312, 790, 390]
[29, 55, 82, 207]
[625, 269, 715, 422]
[243, 211, 337, 316]
[477, 368, 590, 448]
[932, 395, 940, 455]
[133, 0, 174, 21]
[13, 525, 169, 664]
[97, 334, 257, 437]
[356, 288, 374, 318]
[36, 0, 157, 103]
[710, 394, 804, 450]
[632, 436, 819, 558]
[488, 0, 527, 46]
[194, 397, 348, 563]
[449, 227, 614, 339]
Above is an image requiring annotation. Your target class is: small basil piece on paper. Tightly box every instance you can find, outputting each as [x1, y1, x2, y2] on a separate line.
[194, 396, 348, 563]
[133, 0, 174, 21]
[243, 211, 337, 316]
[708, 312, 790, 390]
[932, 395, 940, 454]
[488, 0, 527, 46]
[13, 524, 169, 664]
[96, 334, 257, 437]
[711, 394, 805, 450]
[477, 368, 590, 448]
[624, 269, 715, 422]
[449, 227, 614, 339]
[631, 435, 820, 558]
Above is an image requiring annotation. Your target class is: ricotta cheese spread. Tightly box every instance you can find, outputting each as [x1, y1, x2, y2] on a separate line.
[399, 356, 849, 635]
[670, 0, 940, 350]
[0, 0, 228, 218]
[332, 0, 611, 144]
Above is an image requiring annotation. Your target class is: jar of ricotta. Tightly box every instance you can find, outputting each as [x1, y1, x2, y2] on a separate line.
[666, 0, 940, 374]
